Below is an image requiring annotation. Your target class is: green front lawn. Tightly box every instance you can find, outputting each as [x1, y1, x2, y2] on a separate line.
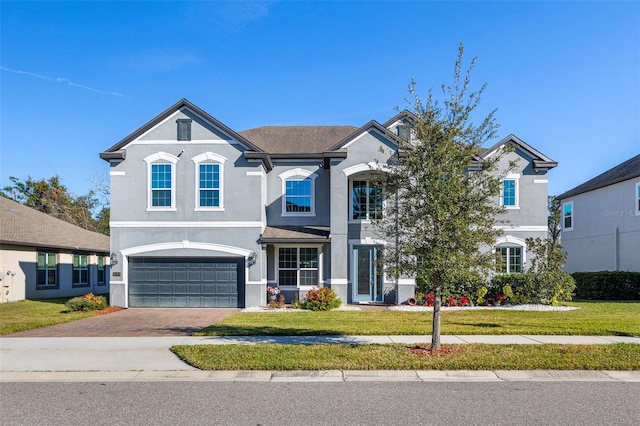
[195, 302, 640, 337]
[171, 343, 640, 371]
[0, 299, 96, 335]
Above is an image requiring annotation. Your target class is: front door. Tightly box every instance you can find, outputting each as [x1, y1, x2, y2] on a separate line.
[352, 246, 382, 302]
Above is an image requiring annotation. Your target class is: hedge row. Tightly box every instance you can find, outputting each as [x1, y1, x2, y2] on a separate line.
[571, 271, 640, 300]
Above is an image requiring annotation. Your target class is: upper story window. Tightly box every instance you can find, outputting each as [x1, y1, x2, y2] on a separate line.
[352, 179, 383, 220]
[563, 201, 573, 231]
[37, 252, 58, 288]
[192, 152, 227, 211]
[636, 182, 640, 216]
[501, 174, 519, 208]
[279, 168, 318, 216]
[177, 119, 192, 141]
[72, 254, 89, 287]
[496, 246, 522, 274]
[278, 247, 319, 287]
[397, 124, 410, 140]
[144, 152, 179, 211]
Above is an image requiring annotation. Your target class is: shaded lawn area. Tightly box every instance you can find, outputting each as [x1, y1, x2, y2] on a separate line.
[171, 343, 640, 371]
[194, 302, 640, 337]
[0, 299, 95, 335]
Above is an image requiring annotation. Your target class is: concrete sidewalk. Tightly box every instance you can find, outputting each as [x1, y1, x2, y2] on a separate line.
[0, 335, 640, 382]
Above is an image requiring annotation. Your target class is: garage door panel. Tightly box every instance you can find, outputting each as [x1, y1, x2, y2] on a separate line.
[129, 257, 243, 308]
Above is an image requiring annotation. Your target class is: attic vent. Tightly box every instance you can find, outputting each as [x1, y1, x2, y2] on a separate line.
[177, 119, 192, 141]
[397, 124, 410, 140]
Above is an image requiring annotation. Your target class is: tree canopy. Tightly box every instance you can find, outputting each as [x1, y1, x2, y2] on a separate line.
[375, 44, 513, 348]
[1, 175, 110, 235]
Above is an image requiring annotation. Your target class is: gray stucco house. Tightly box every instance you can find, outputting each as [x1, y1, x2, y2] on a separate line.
[100, 99, 556, 308]
[557, 154, 640, 273]
[0, 196, 110, 303]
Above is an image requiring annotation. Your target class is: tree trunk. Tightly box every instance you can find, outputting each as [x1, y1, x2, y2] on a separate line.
[431, 282, 442, 349]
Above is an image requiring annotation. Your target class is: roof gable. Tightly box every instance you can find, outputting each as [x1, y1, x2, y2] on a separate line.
[100, 99, 262, 159]
[0, 197, 110, 252]
[557, 154, 640, 200]
[328, 120, 400, 151]
[481, 134, 557, 171]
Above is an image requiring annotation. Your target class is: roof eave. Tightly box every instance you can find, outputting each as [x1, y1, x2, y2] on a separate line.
[244, 151, 273, 172]
[99, 151, 126, 161]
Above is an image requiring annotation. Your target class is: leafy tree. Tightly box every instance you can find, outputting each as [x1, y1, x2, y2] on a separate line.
[1, 175, 109, 235]
[548, 195, 561, 244]
[525, 195, 568, 274]
[375, 44, 513, 349]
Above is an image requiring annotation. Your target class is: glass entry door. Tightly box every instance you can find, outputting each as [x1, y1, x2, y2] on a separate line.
[353, 246, 382, 302]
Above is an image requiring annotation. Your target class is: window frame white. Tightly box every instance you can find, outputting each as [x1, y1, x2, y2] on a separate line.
[144, 152, 178, 211]
[274, 245, 322, 288]
[278, 168, 318, 217]
[496, 245, 524, 274]
[563, 201, 574, 231]
[500, 174, 520, 209]
[349, 177, 384, 222]
[192, 152, 227, 211]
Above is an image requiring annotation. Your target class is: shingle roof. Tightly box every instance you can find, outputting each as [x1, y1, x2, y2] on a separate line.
[260, 226, 331, 243]
[239, 126, 357, 154]
[0, 197, 110, 252]
[557, 154, 640, 200]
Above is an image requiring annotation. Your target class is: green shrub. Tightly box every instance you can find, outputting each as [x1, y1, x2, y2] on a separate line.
[490, 272, 575, 305]
[572, 271, 640, 300]
[300, 287, 342, 311]
[65, 293, 107, 312]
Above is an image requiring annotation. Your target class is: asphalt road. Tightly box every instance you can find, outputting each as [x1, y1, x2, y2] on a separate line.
[2, 381, 639, 425]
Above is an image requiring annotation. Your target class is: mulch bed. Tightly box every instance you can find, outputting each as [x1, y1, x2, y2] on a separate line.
[92, 306, 124, 315]
[406, 345, 465, 357]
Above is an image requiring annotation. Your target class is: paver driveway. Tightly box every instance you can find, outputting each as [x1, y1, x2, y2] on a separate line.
[5, 308, 239, 337]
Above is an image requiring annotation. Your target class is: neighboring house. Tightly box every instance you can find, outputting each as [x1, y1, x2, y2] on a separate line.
[557, 154, 640, 273]
[100, 99, 556, 308]
[0, 196, 110, 303]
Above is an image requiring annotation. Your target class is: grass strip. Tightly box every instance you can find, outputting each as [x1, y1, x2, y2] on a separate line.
[171, 343, 640, 371]
[195, 302, 640, 337]
[0, 299, 95, 335]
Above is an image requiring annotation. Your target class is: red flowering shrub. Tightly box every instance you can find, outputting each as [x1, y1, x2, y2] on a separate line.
[300, 287, 342, 311]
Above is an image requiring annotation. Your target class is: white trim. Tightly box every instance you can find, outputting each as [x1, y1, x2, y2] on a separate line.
[494, 225, 547, 232]
[246, 280, 268, 285]
[343, 162, 389, 177]
[397, 278, 416, 286]
[326, 278, 348, 285]
[348, 238, 388, 245]
[192, 152, 226, 211]
[109, 171, 126, 176]
[278, 168, 318, 217]
[246, 171, 265, 177]
[131, 139, 239, 145]
[109, 281, 125, 285]
[143, 152, 179, 164]
[110, 221, 264, 228]
[533, 179, 548, 184]
[339, 132, 369, 149]
[562, 201, 574, 231]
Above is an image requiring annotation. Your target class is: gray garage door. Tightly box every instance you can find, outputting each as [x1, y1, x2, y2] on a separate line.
[128, 257, 244, 308]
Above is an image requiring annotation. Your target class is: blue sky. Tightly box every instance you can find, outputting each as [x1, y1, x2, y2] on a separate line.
[1, 1, 638, 201]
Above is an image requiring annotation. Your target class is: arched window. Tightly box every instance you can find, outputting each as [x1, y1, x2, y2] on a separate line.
[495, 236, 526, 274]
[278, 168, 318, 216]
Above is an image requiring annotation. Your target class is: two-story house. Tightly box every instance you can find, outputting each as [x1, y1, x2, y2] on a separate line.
[100, 99, 556, 308]
[557, 154, 640, 273]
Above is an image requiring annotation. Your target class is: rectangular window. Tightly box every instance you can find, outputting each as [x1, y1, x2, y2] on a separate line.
[278, 247, 319, 286]
[496, 246, 522, 274]
[636, 182, 640, 216]
[73, 255, 89, 287]
[199, 163, 220, 207]
[97, 256, 106, 285]
[177, 119, 192, 141]
[397, 124, 410, 140]
[37, 252, 57, 287]
[151, 163, 172, 207]
[352, 180, 383, 220]
[563, 201, 573, 230]
[285, 179, 312, 213]
[502, 179, 517, 207]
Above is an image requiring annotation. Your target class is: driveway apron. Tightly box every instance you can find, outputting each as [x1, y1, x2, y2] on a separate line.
[4, 308, 239, 337]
